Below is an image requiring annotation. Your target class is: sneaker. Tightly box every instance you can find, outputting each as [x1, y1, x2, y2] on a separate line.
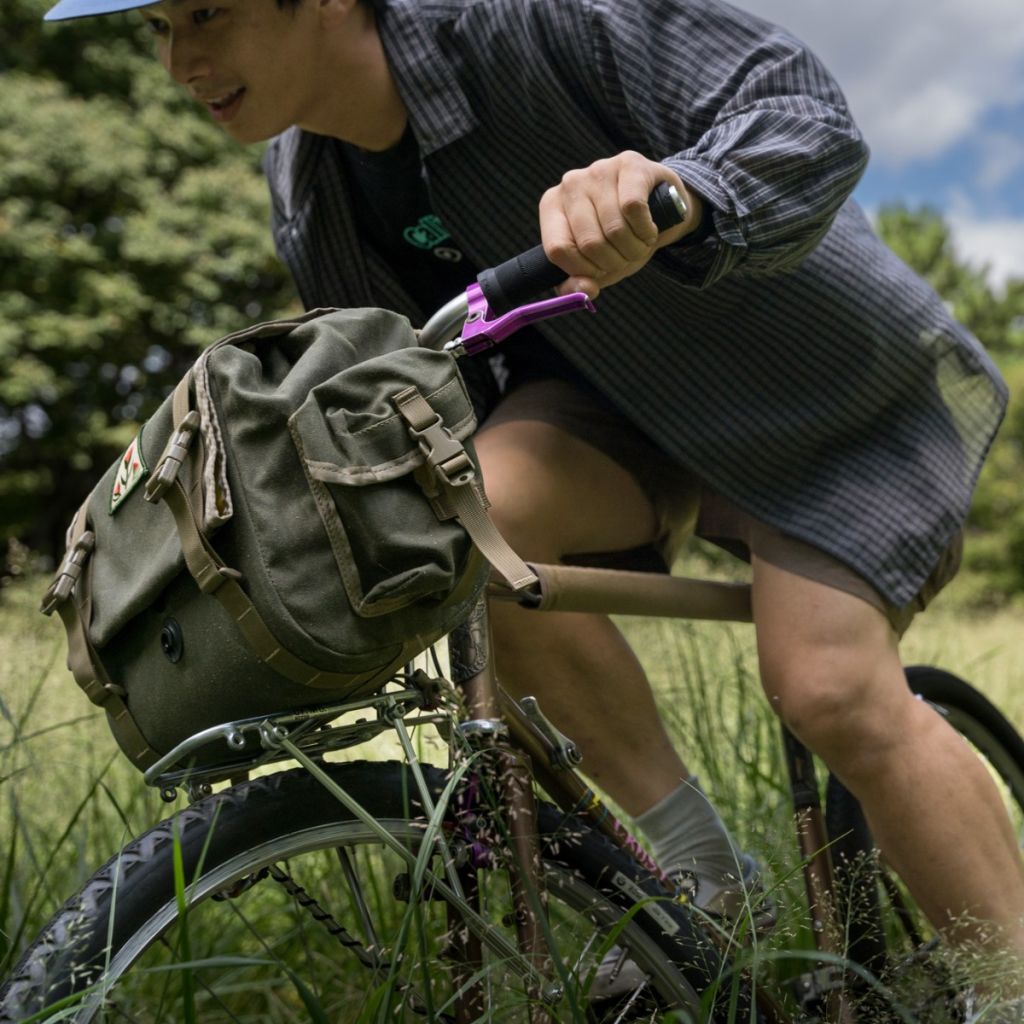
[588, 853, 773, 1001]
[696, 852, 777, 935]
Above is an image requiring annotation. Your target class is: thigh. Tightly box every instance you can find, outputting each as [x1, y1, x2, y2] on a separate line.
[474, 385, 663, 562]
[474, 417, 659, 562]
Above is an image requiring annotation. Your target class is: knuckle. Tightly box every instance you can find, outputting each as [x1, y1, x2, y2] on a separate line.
[546, 239, 575, 265]
[604, 218, 637, 248]
[576, 233, 609, 262]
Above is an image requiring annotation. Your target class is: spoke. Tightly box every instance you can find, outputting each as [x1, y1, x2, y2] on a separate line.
[277, 736, 542, 988]
[335, 845, 385, 960]
[569, 931, 600, 979]
[267, 864, 450, 1021]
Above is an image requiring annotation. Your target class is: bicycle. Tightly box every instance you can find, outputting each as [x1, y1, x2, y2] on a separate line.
[2, 188, 1023, 1024]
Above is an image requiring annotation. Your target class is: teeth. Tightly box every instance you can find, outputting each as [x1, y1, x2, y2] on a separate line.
[209, 89, 240, 108]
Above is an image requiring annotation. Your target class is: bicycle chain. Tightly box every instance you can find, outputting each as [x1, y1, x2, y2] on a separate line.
[265, 864, 454, 1021]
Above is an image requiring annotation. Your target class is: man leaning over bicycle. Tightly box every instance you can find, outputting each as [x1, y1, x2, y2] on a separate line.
[43, 0, 1024, 1011]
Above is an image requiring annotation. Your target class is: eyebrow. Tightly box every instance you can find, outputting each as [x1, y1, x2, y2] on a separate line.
[139, 0, 193, 14]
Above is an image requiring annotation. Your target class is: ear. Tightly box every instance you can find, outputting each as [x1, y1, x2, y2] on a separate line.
[317, 0, 359, 28]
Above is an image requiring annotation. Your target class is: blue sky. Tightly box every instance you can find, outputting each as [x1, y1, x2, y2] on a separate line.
[743, 0, 1024, 287]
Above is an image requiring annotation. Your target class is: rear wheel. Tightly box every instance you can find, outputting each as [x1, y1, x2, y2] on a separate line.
[1, 760, 737, 1023]
[826, 667, 1024, 1022]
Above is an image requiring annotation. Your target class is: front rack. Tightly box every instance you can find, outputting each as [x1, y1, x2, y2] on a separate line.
[146, 675, 454, 800]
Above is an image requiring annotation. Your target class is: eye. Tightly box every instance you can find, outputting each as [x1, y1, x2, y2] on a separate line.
[192, 7, 221, 25]
[143, 16, 169, 36]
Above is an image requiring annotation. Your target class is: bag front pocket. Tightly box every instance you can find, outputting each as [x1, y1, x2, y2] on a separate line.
[289, 347, 479, 618]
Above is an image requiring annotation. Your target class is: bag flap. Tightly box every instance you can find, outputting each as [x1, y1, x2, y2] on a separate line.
[290, 346, 476, 486]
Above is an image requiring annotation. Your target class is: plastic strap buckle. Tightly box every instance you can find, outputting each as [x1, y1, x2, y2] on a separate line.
[409, 415, 476, 488]
[41, 531, 96, 615]
[144, 410, 201, 503]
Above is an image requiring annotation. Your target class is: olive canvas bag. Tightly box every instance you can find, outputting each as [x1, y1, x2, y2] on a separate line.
[42, 307, 535, 772]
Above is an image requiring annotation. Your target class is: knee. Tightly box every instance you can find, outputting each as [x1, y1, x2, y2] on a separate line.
[478, 474, 563, 564]
[760, 648, 910, 775]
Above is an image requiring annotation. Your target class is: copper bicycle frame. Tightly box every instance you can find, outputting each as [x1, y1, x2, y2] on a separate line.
[441, 560, 853, 1024]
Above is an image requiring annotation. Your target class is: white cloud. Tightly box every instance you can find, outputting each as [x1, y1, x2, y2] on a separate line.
[946, 207, 1024, 289]
[974, 132, 1024, 193]
[740, 0, 1024, 168]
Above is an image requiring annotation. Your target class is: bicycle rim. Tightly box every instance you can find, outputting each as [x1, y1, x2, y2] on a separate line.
[1, 761, 709, 1023]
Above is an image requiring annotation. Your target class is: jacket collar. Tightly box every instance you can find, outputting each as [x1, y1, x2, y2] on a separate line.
[374, 0, 478, 157]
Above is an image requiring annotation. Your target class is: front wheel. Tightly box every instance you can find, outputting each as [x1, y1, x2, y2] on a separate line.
[826, 666, 1024, 1022]
[1, 759, 739, 1024]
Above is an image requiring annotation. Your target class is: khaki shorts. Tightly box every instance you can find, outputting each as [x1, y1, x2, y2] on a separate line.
[479, 376, 961, 637]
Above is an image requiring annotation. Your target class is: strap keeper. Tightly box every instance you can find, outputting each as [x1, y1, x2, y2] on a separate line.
[41, 531, 95, 615]
[145, 410, 201, 504]
[195, 563, 243, 595]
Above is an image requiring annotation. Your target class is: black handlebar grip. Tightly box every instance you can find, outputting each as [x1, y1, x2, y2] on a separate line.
[648, 182, 689, 234]
[477, 182, 687, 316]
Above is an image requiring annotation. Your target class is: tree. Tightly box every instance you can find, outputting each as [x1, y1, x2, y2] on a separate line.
[1, 0, 297, 567]
[875, 205, 1024, 354]
[876, 205, 1024, 604]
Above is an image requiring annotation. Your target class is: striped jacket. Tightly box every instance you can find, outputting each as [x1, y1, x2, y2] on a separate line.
[263, 0, 1007, 607]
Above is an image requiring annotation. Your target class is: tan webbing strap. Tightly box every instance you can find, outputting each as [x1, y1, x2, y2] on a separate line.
[169, 375, 210, 523]
[47, 511, 160, 769]
[392, 387, 538, 592]
[159, 476, 374, 690]
[171, 373, 190, 425]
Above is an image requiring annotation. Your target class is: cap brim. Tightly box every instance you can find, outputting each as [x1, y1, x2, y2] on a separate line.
[44, 0, 154, 21]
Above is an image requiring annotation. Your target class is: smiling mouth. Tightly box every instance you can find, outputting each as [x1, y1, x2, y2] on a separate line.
[205, 87, 246, 121]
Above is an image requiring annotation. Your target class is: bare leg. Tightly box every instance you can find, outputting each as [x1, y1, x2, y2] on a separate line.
[474, 416, 689, 815]
[753, 554, 1024, 959]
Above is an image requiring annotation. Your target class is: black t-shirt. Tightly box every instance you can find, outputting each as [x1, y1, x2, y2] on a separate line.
[341, 126, 477, 314]
[341, 128, 590, 400]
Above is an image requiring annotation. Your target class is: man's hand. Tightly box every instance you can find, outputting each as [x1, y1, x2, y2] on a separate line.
[538, 151, 704, 299]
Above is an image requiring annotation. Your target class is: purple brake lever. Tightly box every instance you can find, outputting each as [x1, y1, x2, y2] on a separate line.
[445, 282, 596, 357]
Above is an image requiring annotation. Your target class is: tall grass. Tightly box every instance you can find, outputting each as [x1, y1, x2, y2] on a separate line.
[1, 569, 1021, 1019]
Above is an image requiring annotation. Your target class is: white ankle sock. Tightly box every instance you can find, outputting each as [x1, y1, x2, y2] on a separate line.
[634, 776, 743, 904]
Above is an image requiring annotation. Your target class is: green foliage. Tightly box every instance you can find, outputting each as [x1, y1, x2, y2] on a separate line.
[957, 361, 1024, 605]
[3, 0, 1023, 609]
[875, 205, 1024, 605]
[0, 0, 297, 559]
[876, 205, 1024, 354]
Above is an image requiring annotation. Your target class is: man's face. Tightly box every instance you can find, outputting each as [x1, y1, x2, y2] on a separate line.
[140, 0, 323, 144]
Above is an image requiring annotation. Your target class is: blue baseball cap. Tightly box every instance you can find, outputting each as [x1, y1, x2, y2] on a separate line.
[44, 0, 154, 21]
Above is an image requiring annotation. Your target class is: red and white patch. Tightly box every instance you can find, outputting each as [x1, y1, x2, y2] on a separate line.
[110, 430, 148, 514]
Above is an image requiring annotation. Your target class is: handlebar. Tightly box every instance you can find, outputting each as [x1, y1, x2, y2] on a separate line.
[419, 182, 688, 350]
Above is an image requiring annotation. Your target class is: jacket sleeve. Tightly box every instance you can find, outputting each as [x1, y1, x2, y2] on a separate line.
[578, 0, 870, 287]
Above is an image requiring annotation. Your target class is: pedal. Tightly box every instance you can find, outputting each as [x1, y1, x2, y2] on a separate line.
[787, 965, 845, 1014]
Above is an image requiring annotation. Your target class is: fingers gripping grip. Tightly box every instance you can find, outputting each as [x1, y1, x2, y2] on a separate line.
[477, 182, 687, 316]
